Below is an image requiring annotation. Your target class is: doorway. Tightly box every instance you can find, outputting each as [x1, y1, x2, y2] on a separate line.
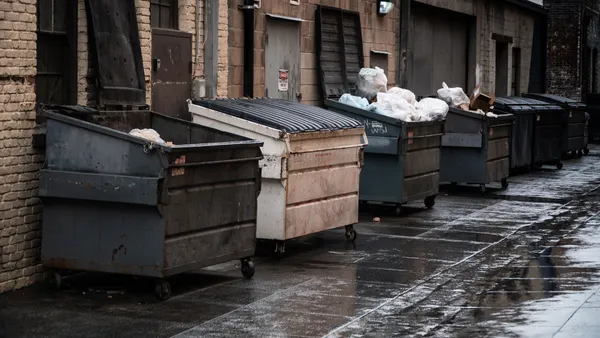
[264, 17, 301, 101]
[495, 41, 509, 96]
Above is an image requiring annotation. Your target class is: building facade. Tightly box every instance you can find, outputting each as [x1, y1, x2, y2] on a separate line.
[545, 0, 600, 100]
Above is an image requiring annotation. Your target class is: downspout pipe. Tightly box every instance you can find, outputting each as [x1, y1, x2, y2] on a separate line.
[241, 0, 255, 97]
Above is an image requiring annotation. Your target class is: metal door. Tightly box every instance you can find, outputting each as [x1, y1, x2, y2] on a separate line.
[410, 5, 469, 97]
[151, 29, 192, 120]
[265, 18, 301, 101]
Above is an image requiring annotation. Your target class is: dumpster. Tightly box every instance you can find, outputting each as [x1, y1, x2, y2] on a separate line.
[494, 97, 566, 172]
[188, 99, 366, 254]
[325, 100, 444, 214]
[440, 107, 514, 193]
[38, 0, 263, 301]
[524, 93, 589, 156]
[39, 107, 263, 300]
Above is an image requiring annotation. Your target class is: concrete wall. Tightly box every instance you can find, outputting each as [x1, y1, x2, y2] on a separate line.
[0, 0, 227, 294]
[414, 0, 536, 95]
[227, 0, 399, 106]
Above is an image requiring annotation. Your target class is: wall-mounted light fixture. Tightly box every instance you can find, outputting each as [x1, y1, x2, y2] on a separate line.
[377, 0, 394, 16]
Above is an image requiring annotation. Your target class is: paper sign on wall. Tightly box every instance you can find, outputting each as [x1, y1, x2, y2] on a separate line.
[278, 69, 289, 92]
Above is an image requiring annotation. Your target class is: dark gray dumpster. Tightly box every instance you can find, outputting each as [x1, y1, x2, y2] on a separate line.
[440, 108, 514, 193]
[39, 108, 263, 300]
[524, 93, 589, 156]
[325, 100, 444, 213]
[494, 97, 566, 173]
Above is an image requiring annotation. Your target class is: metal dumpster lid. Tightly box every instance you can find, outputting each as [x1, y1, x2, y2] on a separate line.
[86, 0, 147, 108]
[504, 96, 563, 112]
[524, 93, 586, 109]
[316, 5, 365, 100]
[494, 97, 536, 113]
[193, 98, 363, 133]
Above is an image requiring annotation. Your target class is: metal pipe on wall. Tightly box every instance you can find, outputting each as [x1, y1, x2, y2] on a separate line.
[242, 0, 255, 97]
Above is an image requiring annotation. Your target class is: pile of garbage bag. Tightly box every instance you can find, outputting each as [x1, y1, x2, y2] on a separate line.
[346, 67, 449, 122]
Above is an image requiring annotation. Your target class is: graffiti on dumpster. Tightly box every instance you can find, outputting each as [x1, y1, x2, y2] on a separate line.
[363, 119, 388, 135]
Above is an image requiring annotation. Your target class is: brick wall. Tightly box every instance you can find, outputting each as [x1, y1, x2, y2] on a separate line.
[0, 0, 45, 293]
[544, 0, 583, 100]
[227, 0, 398, 106]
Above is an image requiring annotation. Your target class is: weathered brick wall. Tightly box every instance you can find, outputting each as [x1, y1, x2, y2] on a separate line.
[544, 0, 582, 99]
[0, 0, 45, 293]
[227, 0, 398, 106]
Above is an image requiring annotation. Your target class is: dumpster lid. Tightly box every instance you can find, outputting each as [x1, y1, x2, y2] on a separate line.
[86, 0, 147, 108]
[192, 98, 363, 133]
[316, 5, 365, 101]
[503, 96, 563, 113]
[493, 97, 537, 114]
[524, 93, 586, 109]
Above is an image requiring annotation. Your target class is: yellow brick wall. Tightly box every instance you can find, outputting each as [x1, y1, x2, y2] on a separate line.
[0, 0, 45, 293]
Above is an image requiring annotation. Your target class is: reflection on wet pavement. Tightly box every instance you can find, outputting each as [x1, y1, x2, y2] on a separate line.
[1, 148, 600, 338]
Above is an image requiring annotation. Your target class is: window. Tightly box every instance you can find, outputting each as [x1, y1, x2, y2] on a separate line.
[36, 0, 77, 105]
[511, 48, 521, 96]
[151, 0, 178, 29]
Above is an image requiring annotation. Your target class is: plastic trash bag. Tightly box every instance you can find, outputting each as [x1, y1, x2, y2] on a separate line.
[129, 128, 166, 144]
[356, 67, 388, 100]
[415, 98, 449, 121]
[437, 82, 470, 108]
[387, 87, 417, 105]
[339, 93, 370, 109]
[374, 92, 418, 122]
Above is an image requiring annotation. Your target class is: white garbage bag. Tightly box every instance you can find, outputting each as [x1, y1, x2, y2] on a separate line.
[373, 92, 418, 122]
[339, 93, 370, 109]
[129, 128, 166, 144]
[387, 87, 417, 105]
[437, 82, 470, 108]
[415, 98, 449, 121]
[356, 67, 388, 100]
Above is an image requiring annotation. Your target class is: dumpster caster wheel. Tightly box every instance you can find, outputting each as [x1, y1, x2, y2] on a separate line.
[394, 206, 402, 216]
[584, 147, 590, 155]
[501, 179, 509, 189]
[50, 271, 63, 290]
[345, 225, 357, 242]
[577, 150, 584, 157]
[556, 162, 564, 170]
[154, 280, 172, 301]
[424, 196, 436, 209]
[241, 259, 255, 279]
[274, 241, 286, 256]
[480, 185, 487, 194]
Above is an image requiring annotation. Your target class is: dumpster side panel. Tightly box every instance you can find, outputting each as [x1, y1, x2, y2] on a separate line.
[510, 114, 535, 170]
[284, 131, 363, 239]
[486, 158, 510, 183]
[41, 201, 165, 277]
[359, 153, 404, 203]
[440, 148, 486, 184]
[45, 119, 163, 177]
[256, 179, 287, 240]
[534, 125, 564, 163]
[163, 145, 261, 269]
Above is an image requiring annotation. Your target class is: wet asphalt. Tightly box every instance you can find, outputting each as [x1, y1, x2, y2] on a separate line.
[2, 147, 600, 337]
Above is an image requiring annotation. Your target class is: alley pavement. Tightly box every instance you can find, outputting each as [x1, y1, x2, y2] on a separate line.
[1, 147, 600, 338]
